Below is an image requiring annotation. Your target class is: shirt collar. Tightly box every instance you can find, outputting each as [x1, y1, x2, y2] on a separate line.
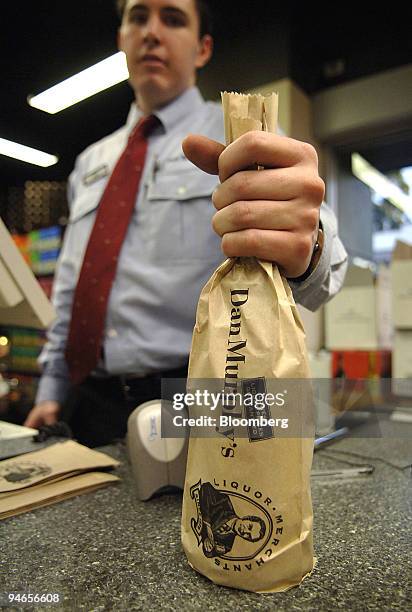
[126, 86, 204, 134]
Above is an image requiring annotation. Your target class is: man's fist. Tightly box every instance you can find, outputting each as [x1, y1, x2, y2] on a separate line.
[183, 131, 325, 279]
[24, 401, 61, 429]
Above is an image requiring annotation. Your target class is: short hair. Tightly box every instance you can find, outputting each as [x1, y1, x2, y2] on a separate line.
[242, 515, 266, 541]
[115, 0, 213, 38]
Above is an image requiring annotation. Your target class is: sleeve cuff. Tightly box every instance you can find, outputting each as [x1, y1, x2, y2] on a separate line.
[35, 374, 71, 405]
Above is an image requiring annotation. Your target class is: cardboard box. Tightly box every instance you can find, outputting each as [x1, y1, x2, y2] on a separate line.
[325, 265, 392, 350]
[308, 351, 333, 435]
[391, 241, 412, 329]
[297, 304, 324, 352]
[376, 264, 393, 348]
[392, 330, 412, 397]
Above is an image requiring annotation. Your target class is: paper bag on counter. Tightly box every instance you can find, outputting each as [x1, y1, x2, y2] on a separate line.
[0, 440, 119, 493]
[181, 92, 315, 593]
[0, 472, 119, 520]
[0, 441, 120, 519]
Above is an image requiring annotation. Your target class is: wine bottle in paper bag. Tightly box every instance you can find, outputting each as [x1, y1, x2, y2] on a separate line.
[181, 92, 316, 593]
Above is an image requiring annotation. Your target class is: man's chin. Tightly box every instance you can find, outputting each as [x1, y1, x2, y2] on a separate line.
[131, 78, 187, 109]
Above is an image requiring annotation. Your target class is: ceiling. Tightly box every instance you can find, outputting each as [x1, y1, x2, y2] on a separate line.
[1, 1, 411, 187]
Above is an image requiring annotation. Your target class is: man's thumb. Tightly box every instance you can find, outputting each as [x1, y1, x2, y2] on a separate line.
[182, 134, 225, 176]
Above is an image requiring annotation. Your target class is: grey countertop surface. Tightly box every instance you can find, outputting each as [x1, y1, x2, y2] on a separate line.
[1, 422, 411, 612]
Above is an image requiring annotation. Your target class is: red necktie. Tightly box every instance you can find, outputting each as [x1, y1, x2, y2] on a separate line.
[65, 114, 159, 384]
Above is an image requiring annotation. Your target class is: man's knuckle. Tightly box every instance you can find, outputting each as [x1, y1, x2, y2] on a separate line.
[234, 172, 252, 199]
[211, 214, 221, 235]
[309, 175, 324, 196]
[304, 207, 320, 230]
[248, 130, 267, 156]
[217, 154, 226, 178]
[243, 129, 261, 146]
[245, 228, 260, 252]
[316, 177, 326, 199]
[221, 234, 236, 257]
[236, 201, 254, 228]
[304, 175, 324, 200]
[300, 141, 318, 163]
[296, 234, 313, 259]
[212, 189, 220, 209]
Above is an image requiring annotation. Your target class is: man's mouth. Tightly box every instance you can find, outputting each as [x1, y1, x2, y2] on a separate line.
[140, 54, 166, 66]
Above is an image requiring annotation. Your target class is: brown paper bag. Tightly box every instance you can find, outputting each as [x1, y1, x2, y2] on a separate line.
[181, 93, 315, 593]
[0, 472, 119, 520]
[0, 440, 119, 493]
[0, 441, 120, 519]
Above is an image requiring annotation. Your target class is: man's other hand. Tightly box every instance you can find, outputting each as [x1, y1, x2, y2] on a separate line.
[182, 132, 325, 279]
[24, 401, 61, 429]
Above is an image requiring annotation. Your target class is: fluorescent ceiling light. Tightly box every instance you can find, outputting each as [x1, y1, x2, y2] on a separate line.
[0, 138, 58, 167]
[28, 52, 129, 114]
[352, 153, 412, 220]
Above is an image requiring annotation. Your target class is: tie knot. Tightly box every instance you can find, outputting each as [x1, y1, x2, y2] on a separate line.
[130, 114, 160, 141]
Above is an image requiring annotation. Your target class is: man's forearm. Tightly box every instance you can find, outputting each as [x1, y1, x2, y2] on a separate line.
[35, 365, 71, 405]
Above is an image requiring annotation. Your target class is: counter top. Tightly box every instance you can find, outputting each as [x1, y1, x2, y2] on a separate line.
[1, 422, 411, 611]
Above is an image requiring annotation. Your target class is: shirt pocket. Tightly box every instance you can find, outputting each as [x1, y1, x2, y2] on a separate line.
[67, 182, 106, 261]
[146, 157, 221, 262]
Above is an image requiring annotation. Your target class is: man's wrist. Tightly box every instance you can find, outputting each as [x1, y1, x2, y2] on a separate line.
[292, 224, 324, 283]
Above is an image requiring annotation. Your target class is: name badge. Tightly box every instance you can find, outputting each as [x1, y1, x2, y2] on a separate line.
[83, 164, 110, 186]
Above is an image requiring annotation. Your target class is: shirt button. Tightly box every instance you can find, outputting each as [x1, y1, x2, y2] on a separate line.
[107, 329, 118, 338]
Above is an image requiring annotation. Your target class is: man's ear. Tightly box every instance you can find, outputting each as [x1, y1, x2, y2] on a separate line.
[195, 34, 213, 69]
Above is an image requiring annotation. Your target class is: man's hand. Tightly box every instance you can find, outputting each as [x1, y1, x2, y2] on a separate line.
[183, 131, 325, 279]
[203, 537, 214, 554]
[202, 522, 215, 556]
[206, 523, 215, 545]
[24, 401, 61, 429]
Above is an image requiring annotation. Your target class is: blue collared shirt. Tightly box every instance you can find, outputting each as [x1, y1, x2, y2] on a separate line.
[36, 87, 347, 405]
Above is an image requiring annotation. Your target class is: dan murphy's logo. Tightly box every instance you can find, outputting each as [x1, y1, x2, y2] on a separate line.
[190, 479, 285, 571]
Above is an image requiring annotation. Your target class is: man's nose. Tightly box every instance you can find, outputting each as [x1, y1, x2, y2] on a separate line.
[143, 14, 163, 44]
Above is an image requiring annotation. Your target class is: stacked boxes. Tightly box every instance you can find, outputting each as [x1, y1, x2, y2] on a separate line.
[325, 264, 393, 412]
[12, 226, 61, 276]
[325, 264, 392, 350]
[4, 328, 46, 374]
[297, 304, 324, 353]
[391, 241, 412, 396]
[11, 234, 30, 265]
[297, 306, 333, 432]
[308, 350, 334, 434]
[4, 227, 60, 381]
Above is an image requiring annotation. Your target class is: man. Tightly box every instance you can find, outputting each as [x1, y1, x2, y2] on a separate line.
[198, 481, 266, 558]
[25, 0, 347, 445]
